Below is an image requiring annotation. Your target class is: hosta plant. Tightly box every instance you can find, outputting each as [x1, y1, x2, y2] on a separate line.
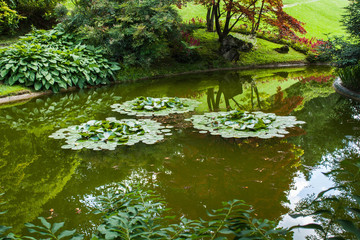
[0, 25, 121, 92]
[111, 97, 200, 117]
[49, 118, 169, 150]
[188, 110, 305, 139]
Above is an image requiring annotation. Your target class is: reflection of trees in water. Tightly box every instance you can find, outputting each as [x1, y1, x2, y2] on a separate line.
[293, 139, 360, 240]
[0, 89, 122, 134]
[290, 94, 360, 176]
[205, 71, 308, 114]
[0, 129, 80, 233]
[206, 72, 262, 111]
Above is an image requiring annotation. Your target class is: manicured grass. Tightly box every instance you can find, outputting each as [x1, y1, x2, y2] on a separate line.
[0, 84, 30, 97]
[178, 0, 349, 39]
[283, 0, 348, 38]
[193, 29, 306, 66]
[177, 2, 206, 22]
[239, 38, 306, 65]
[116, 29, 306, 82]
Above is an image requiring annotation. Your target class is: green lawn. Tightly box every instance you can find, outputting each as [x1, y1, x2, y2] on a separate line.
[193, 29, 306, 66]
[178, 0, 349, 39]
[0, 84, 30, 97]
[283, 0, 348, 38]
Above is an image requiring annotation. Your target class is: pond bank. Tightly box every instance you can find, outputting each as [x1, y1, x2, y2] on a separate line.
[333, 78, 360, 102]
[0, 61, 325, 106]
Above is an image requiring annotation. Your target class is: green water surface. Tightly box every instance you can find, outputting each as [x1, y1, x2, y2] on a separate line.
[0, 66, 359, 239]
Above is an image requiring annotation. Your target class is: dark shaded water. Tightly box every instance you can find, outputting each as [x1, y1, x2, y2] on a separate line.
[0, 66, 359, 239]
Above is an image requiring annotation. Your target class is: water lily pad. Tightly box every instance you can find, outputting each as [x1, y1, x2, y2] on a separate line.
[189, 110, 305, 139]
[50, 118, 167, 150]
[111, 97, 200, 117]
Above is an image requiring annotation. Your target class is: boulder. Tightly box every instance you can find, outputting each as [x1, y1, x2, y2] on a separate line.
[220, 35, 253, 62]
[274, 45, 290, 54]
[222, 48, 239, 62]
[220, 35, 253, 54]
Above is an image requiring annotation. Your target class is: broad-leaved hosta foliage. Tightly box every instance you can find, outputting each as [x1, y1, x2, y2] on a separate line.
[0, 25, 120, 92]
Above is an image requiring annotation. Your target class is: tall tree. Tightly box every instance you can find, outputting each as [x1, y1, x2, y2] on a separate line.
[197, 0, 305, 41]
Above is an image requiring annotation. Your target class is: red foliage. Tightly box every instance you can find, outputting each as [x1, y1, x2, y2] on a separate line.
[270, 86, 304, 115]
[296, 75, 335, 84]
[181, 31, 201, 46]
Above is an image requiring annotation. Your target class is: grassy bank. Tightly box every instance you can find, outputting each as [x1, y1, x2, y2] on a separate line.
[283, 0, 348, 38]
[116, 29, 306, 81]
[179, 0, 348, 39]
[0, 84, 30, 97]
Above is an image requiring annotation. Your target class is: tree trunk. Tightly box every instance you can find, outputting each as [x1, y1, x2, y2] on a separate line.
[252, 0, 265, 34]
[206, 6, 216, 32]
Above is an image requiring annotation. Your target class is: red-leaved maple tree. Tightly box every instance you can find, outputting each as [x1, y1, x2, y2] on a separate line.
[194, 0, 306, 41]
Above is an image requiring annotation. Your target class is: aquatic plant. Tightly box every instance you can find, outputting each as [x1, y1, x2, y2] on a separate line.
[49, 118, 168, 150]
[187, 110, 305, 139]
[111, 97, 200, 117]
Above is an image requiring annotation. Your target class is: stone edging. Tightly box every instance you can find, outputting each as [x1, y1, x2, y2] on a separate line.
[0, 92, 51, 105]
[333, 77, 360, 102]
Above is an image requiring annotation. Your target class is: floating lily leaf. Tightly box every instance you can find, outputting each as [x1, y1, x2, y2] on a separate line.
[111, 97, 200, 117]
[189, 110, 305, 139]
[50, 118, 167, 150]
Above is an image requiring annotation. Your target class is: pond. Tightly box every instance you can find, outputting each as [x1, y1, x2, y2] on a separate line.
[0, 66, 359, 239]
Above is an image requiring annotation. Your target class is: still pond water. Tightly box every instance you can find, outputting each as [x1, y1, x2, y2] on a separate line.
[0, 66, 359, 239]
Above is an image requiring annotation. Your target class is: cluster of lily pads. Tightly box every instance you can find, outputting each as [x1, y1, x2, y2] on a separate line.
[110, 97, 200, 117]
[49, 96, 306, 151]
[49, 118, 170, 150]
[187, 110, 305, 139]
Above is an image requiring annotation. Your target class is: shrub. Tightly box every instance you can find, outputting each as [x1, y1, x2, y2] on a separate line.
[320, 0, 360, 67]
[337, 64, 360, 91]
[66, 0, 182, 67]
[5, 0, 64, 28]
[0, 25, 120, 92]
[0, 0, 24, 34]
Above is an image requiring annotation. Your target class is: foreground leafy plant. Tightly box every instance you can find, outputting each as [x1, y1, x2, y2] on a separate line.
[49, 118, 168, 150]
[3, 216, 82, 240]
[91, 184, 288, 239]
[111, 97, 200, 117]
[188, 110, 305, 139]
[0, 25, 120, 92]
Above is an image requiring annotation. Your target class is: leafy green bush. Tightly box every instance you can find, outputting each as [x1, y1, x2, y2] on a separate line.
[5, 0, 64, 27]
[0, 25, 120, 92]
[66, 0, 182, 67]
[0, 0, 24, 34]
[320, 0, 360, 67]
[337, 64, 360, 91]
